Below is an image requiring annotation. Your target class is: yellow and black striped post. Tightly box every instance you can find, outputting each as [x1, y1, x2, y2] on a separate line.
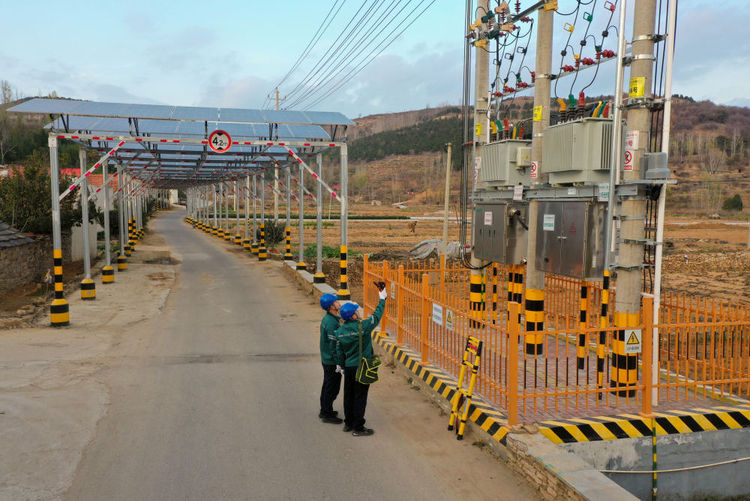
[127, 218, 136, 253]
[491, 263, 499, 324]
[218, 227, 224, 239]
[80, 278, 96, 300]
[611, 310, 639, 397]
[258, 223, 267, 261]
[117, 254, 128, 271]
[50, 249, 69, 326]
[469, 270, 485, 327]
[337, 245, 350, 300]
[314, 272, 326, 284]
[577, 283, 588, 371]
[524, 285, 544, 356]
[102, 265, 115, 284]
[597, 270, 610, 396]
[284, 226, 293, 260]
[234, 232, 242, 245]
[243, 238, 251, 251]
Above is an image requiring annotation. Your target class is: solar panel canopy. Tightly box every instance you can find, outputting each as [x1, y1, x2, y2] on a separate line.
[9, 98, 353, 189]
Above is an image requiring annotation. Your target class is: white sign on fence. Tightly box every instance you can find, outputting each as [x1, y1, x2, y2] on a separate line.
[624, 329, 642, 354]
[543, 214, 555, 231]
[432, 303, 443, 326]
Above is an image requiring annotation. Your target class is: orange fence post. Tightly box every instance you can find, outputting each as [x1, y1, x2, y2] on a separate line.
[440, 253, 446, 300]
[421, 273, 430, 364]
[642, 297, 654, 416]
[507, 302, 519, 426]
[362, 254, 370, 315]
[396, 265, 405, 345]
[381, 260, 389, 333]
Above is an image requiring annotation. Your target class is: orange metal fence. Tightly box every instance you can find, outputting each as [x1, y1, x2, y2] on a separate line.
[363, 256, 750, 424]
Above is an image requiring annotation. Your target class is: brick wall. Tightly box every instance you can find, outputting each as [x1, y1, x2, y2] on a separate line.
[0, 232, 73, 295]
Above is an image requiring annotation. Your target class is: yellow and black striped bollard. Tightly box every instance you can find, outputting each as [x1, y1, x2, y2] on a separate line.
[611, 310, 639, 397]
[337, 245, 350, 300]
[80, 277, 96, 300]
[524, 287, 544, 356]
[117, 254, 128, 271]
[224, 228, 232, 242]
[50, 249, 69, 327]
[243, 238, 251, 252]
[234, 233, 242, 245]
[597, 270, 610, 397]
[314, 272, 326, 284]
[258, 224, 267, 261]
[469, 271, 485, 327]
[102, 265, 115, 284]
[577, 283, 588, 371]
[284, 227, 293, 260]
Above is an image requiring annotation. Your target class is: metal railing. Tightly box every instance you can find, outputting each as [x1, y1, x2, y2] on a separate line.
[363, 256, 750, 424]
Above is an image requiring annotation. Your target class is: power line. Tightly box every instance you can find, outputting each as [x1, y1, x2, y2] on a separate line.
[263, 0, 348, 109]
[302, 0, 436, 110]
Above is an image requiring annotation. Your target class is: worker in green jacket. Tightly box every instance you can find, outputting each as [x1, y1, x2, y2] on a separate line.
[334, 287, 387, 436]
[319, 293, 344, 424]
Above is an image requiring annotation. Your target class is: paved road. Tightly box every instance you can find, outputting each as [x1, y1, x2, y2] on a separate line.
[64, 210, 536, 501]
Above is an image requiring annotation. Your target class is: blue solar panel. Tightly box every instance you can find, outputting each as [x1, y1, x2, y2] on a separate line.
[10, 98, 354, 125]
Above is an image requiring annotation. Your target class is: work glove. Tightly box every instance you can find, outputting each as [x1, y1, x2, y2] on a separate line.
[335, 365, 344, 374]
[378, 289, 388, 300]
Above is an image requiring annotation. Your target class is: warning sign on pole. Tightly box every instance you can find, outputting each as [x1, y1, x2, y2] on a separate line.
[624, 329, 642, 354]
[624, 149, 634, 172]
[530, 161, 538, 179]
[208, 130, 232, 154]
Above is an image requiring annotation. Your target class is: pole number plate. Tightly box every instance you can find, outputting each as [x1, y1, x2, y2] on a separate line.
[209, 130, 232, 153]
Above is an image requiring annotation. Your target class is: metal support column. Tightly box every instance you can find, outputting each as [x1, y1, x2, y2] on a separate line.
[78, 148, 95, 300]
[338, 143, 349, 299]
[234, 180, 241, 244]
[251, 174, 259, 254]
[259, 175, 267, 260]
[101, 160, 115, 284]
[314, 153, 325, 283]
[296, 162, 305, 270]
[243, 175, 251, 251]
[48, 135, 69, 326]
[285, 166, 293, 260]
[117, 164, 127, 271]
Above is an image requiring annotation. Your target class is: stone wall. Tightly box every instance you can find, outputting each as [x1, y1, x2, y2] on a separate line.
[0, 232, 73, 295]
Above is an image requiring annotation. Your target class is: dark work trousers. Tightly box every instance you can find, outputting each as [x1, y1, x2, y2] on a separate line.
[320, 364, 342, 417]
[343, 366, 370, 430]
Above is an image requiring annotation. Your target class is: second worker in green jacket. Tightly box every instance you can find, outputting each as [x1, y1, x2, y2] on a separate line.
[334, 288, 386, 436]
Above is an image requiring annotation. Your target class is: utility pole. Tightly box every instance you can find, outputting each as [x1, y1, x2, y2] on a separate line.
[524, 1, 554, 356]
[612, 0, 657, 397]
[442, 143, 452, 255]
[469, 0, 490, 324]
[270, 88, 286, 223]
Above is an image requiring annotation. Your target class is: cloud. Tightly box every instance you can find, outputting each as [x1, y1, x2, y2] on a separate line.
[88, 83, 164, 104]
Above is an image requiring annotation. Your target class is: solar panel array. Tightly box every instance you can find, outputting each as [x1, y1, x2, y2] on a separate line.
[9, 98, 352, 189]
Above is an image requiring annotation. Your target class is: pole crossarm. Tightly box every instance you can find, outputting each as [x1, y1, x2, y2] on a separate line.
[284, 148, 341, 204]
[58, 137, 127, 202]
[53, 132, 342, 149]
[291, 176, 316, 201]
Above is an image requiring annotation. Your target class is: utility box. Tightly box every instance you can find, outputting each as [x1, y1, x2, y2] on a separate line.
[542, 118, 613, 185]
[535, 201, 606, 279]
[479, 140, 532, 187]
[472, 202, 528, 264]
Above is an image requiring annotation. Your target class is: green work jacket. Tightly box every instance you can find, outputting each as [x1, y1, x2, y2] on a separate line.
[334, 299, 385, 368]
[320, 312, 342, 365]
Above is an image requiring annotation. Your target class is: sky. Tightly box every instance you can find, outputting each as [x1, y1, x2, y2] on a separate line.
[0, 0, 746, 118]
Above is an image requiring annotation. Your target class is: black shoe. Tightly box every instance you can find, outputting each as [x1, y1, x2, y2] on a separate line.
[319, 411, 339, 419]
[352, 428, 374, 436]
[321, 416, 343, 424]
[343, 425, 353, 432]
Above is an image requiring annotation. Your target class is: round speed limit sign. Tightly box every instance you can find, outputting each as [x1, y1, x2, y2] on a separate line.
[208, 129, 232, 154]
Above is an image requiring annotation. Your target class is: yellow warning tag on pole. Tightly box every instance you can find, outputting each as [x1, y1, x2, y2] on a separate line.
[475, 123, 482, 136]
[533, 105, 543, 122]
[543, 0, 558, 11]
[629, 77, 646, 98]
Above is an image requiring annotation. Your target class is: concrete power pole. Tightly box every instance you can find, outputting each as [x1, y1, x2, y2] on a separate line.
[612, 0, 657, 396]
[524, 2, 554, 356]
[469, 0, 490, 324]
[271, 88, 286, 223]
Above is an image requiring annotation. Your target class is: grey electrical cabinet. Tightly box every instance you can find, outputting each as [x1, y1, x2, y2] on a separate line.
[472, 202, 528, 264]
[542, 118, 613, 185]
[479, 140, 532, 187]
[535, 201, 606, 279]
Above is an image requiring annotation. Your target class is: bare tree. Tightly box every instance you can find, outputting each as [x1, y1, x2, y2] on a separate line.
[731, 128, 744, 159]
[1, 80, 12, 105]
[702, 146, 726, 175]
[0, 111, 15, 164]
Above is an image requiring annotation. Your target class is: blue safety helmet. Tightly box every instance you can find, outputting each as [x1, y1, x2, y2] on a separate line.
[340, 302, 360, 321]
[320, 293, 338, 311]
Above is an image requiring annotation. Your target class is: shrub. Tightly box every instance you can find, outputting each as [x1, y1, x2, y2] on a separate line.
[722, 194, 744, 211]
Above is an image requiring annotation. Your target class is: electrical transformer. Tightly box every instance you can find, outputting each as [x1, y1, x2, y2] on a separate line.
[542, 118, 613, 185]
[479, 140, 532, 187]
